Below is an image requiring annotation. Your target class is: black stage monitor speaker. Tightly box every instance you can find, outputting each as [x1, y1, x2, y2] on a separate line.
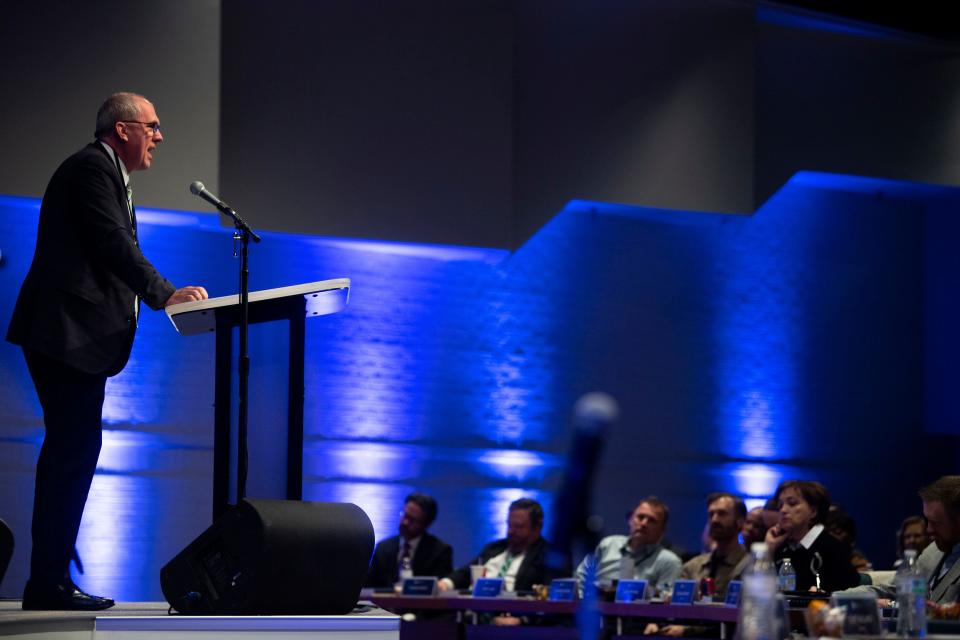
[161, 499, 374, 615]
[0, 518, 13, 590]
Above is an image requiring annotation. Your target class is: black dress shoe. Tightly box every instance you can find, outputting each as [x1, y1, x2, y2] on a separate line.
[22, 579, 115, 611]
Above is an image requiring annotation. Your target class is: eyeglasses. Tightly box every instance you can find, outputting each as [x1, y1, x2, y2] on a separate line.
[120, 121, 161, 135]
[400, 510, 425, 525]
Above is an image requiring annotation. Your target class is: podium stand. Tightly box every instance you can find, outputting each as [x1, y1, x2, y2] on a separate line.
[166, 279, 350, 519]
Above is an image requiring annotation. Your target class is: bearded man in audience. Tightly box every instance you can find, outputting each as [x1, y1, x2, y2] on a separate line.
[647, 493, 749, 637]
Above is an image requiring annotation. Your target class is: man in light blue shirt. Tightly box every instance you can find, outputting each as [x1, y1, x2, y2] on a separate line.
[575, 496, 682, 594]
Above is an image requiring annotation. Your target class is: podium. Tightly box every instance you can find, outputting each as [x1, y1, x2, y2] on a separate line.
[166, 279, 350, 519]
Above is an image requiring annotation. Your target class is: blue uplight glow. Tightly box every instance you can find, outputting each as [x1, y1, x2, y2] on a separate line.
[303, 440, 558, 484]
[476, 449, 547, 482]
[756, 5, 910, 41]
[6, 168, 953, 595]
[73, 474, 152, 600]
[315, 237, 509, 265]
[711, 184, 805, 461]
[729, 462, 784, 500]
[95, 430, 162, 473]
[102, 379, 154, 426]
[304, 441, 424, 482]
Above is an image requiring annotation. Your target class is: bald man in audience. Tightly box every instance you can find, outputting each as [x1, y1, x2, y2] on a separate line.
[741, 507, 769, 548]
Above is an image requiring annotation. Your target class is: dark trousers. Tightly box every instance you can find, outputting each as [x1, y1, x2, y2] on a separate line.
[23, 348, 107, 585]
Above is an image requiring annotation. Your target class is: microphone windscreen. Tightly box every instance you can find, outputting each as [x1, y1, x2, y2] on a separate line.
[189, 181, 205, 196]
[572, 392, 620, 435]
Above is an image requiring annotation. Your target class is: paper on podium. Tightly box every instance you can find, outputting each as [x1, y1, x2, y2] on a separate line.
[165, 278, 350, 335]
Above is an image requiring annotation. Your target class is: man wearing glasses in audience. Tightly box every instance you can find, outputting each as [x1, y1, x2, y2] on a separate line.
[7, 92, 207, 611]
[366, 492, 453, 588]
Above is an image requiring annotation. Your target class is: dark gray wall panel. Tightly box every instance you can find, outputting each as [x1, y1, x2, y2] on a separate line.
[220, 0, 515, 247]
[512, 0, 757, 245]
[755, 8, 960, 206]
[0, 0, 221, 211]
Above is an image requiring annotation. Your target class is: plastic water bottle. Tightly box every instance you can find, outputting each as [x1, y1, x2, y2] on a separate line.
[896, 549, 927, 637]
[738, 543, 780, 640]
[399, 556, 413, 581]
[777, 558, 796, 591]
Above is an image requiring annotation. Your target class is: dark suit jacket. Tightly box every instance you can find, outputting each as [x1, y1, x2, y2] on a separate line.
[446, 537, 569, 592]
[7, 142, 175, 375]
[366, 532, 454, 587]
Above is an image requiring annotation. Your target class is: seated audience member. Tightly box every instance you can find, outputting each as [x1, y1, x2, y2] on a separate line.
[894, 515, 930, 568]
[825, 507, 857, 547]
[647, 493, 749, 637]
[840, 475, 960, 604]
[765, 480, 860, 593]
[825, 507, 872, 573]
[681, 493, 749, 597]
[850, 549, 872, 573]
[742, 507, 769, 548]
[575, 496, 682, 594]
[761, 496, 782, 527]
[916, 477, 960, 602]
[438, 498, 566, 592]
[366, 492, 453, 588]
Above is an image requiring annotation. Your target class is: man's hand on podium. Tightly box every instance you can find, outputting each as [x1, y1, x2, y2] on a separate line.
[165, 286, 209, 307]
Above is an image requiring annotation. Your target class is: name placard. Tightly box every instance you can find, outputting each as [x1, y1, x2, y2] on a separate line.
[615, 579, 648, 603]
[473, 577, 505, 598]
[401, 577, 437, 596]
[830, 593, 880, 635]
[724, 581, 742, 607]
[549, 579, 577, 601]
[671, 580, 697, 605]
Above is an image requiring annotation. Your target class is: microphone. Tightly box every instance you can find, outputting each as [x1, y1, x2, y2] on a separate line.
[189, 181, 261, 243]
[549, 393, 618, 640]
[189, 181, 234, 214]
[546, 392, 620, 573]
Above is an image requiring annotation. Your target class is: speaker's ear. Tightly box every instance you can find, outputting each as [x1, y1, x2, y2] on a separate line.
[161, 499, 374, 615]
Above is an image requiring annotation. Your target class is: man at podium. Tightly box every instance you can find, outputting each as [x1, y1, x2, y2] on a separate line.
[6, 92, 208, 611]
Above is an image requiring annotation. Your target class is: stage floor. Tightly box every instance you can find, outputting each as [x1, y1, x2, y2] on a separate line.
[0, 599, 400, 639]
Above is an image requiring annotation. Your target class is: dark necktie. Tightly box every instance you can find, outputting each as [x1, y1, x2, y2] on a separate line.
[930, 552, 950, 591]
[708, 553, 722, 579]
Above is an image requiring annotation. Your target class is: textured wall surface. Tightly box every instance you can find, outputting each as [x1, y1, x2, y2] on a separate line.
[2, 171, 957, 599]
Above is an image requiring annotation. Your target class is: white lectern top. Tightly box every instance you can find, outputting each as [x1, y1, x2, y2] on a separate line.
[165, 278, 350, 336]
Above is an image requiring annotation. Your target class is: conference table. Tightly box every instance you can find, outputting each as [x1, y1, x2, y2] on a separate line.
[366, 592, 739, 639]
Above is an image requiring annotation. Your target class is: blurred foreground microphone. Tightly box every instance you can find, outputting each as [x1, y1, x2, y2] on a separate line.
[546, 392, 619, 574]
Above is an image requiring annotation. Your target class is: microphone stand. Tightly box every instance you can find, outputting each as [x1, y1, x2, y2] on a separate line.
[214, 201, 261, 504]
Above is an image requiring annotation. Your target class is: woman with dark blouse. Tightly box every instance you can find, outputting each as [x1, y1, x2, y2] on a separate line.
[765, 480, 860, 593]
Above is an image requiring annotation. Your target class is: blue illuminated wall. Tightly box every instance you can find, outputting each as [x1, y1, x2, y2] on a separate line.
[1, 173, 958, 599]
